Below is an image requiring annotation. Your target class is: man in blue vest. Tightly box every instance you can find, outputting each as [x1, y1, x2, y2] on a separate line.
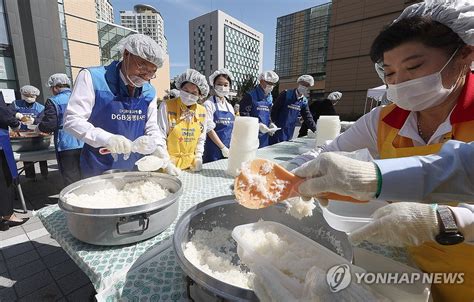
[239, 71, 280, 148]
[64, 34, 164, 178]
[37, 74, 83, 186]
[270, 75, 317, 145]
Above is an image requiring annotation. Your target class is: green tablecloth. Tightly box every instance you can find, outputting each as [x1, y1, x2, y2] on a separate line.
[37, 137, 408, 301]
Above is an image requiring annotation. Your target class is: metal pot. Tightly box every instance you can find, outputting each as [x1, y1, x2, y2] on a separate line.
[10, 134, 51, 152]
[173, 196, 353, 301]
[58, 172, 182, 246]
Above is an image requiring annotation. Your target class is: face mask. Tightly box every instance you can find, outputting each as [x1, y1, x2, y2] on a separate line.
[23, 96, 36, 103]
[264, 84, 274, 95]
[214, 85, 230, 97]
[297, 85, 308, 98]
[180, 90, 199, 106]
[387, 48, 459, 111]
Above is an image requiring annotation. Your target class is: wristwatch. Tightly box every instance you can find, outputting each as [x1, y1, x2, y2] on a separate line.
[435, 205, 464, 245]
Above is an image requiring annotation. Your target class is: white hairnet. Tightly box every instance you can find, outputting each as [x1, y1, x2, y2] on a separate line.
[258, 71, 279, 83]
[395, 0, 473, 46]
[118, 34, 165, 68]
[47, 73, 71, 87]
[328, 91, 342, 101]
[175, 69, 209, 97]
[297, 75, 315, 86]
[169, 89, 180, 98]
[208, 68, 234, 86]
[20, 85, 40, 96]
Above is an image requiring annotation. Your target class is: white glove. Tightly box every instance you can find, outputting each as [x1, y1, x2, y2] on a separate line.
[268, 122, 279, 136]
[307, 129, 316, 138]
[220, 146, 230, 158]
[349, 202, 439, 247]
[328, 91, 342, 101]
[15, 113, 24, 120]
[106, 135, 133, 160]
[164, 162, 181, 176]
[259, 123, 270, 134]
[293, 152, 378, 201]
[132, 135, 157, 155]
[135, 155, 166, 172]
[191, 157, 203, 172]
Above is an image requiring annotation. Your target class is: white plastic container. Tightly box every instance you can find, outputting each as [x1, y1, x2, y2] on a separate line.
[227, 116, 259, 176]
[316, 115, 341, 146]
[321, 199, 389, 233]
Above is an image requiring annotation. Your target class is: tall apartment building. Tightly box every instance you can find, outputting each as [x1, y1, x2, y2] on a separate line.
[324, 0, 420, 119]
[189, 10, 263, 93]
[120, 4, 167, 53]
[96, 0, 114, 23]
[275, 3, 331, 100]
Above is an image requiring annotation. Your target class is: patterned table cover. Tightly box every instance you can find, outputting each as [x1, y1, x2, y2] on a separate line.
[37, 137, 408, 301]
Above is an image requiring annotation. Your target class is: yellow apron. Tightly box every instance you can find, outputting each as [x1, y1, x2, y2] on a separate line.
[166, 97, 206, 170]
[377, 78, 474, 302]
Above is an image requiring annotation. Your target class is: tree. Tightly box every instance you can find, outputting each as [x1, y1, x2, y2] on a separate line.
[237, 74, 257, 101]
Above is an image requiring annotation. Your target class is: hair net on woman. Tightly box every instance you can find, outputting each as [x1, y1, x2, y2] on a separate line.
[175, 69, 210, 97]
[47, 73, 71, 87]
[395, 0, 473, 46]
[118, 34, 165, 68]
[20, 85, 40, 96]
[297, 75, 315, 86]
[258, 71, 279, 83]
[208, 68, 234, 86]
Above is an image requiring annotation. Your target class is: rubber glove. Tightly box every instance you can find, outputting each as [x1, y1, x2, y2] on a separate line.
[349, 202, 439, 247]
[220, 146, 230, 158]
[135, 155, 166, 172]
[307, 129, 316, 138]
[293, 152, 378, 202]
[15, 113, 24, 120]
[191, 157, 203, 172]
[106, 135, 133, 160]
[268, 122, 279, 136]
[259, 123, 270, 134]
[164, 162, 181, 176]
[132, 135, 157, 155]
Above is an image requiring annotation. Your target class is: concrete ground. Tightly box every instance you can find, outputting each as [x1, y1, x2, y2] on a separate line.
[0, 160, 96, 301]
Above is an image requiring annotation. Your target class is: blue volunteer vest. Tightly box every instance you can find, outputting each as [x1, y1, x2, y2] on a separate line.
[80, 61, 156, 178]
[48, 89, 84, 152]
[0, 128, 18, 181]
[248, 86, 272, 148]
[13, 100, 45, 131]
[270, 89, 308, 144]
[202, 96, 235, 163]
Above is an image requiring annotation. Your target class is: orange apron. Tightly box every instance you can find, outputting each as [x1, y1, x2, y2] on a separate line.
[376, 72, 474, 301]
[166, 98, 206, 170]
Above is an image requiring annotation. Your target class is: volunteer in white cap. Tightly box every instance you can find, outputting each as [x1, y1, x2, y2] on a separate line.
[64, 34, 164, 177]
[239, 70, 280, 148]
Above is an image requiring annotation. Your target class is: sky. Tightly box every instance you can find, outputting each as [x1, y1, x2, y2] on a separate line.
[112, 0, 329, 78]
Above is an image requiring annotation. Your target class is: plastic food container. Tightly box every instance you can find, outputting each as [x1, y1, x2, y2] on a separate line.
[321, 199, 389, 233]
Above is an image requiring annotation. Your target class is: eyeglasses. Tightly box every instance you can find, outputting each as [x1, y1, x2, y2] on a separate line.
[263, 80, 275, 86]
[131, 55, 157, 79]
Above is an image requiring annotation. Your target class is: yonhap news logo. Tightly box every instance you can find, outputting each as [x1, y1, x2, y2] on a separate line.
[326, 264, 464, 292]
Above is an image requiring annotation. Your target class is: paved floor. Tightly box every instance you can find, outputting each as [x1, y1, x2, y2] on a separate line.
[1, 160, 96, 301]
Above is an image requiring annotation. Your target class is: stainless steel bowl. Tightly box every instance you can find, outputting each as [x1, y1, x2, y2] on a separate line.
[10, 135, 51, 152]
[59, 172, 182, 246]
[173, 196, 353, 301]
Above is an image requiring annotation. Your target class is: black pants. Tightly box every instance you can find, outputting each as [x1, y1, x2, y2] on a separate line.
[58, 149, 82, 186]
[0, 151, 15, 217]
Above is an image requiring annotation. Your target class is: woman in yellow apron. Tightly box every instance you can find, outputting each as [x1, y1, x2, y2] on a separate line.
[139, 69, 209, 175]
[289, 1, 474, 300]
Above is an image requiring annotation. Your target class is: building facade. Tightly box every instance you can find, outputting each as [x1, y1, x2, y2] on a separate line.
[120, 4, 167, 53]
[96, 0, 113, 23]
[324, 0, 420, 119]
[275, 3, 331, 100]
[189, 10, 263, 93]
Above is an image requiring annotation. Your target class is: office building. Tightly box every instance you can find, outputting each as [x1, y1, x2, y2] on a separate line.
[96, 0, 114, 23]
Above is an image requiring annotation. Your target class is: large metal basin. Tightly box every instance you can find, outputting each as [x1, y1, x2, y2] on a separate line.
[10, 134, 52, 152]
[173, 196, 353, 301]
[59, 172, 182, 246]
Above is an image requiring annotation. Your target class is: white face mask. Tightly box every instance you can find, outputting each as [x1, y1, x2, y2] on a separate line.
[22, 95, 36, 103]
[180, 90, 199, 106]
[297, 85, 308, 98]
[387, 49, 459, 111]
[264, 84, 274, 95]
[214, 85, 230, 97]
[127, 75, 148, 88]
